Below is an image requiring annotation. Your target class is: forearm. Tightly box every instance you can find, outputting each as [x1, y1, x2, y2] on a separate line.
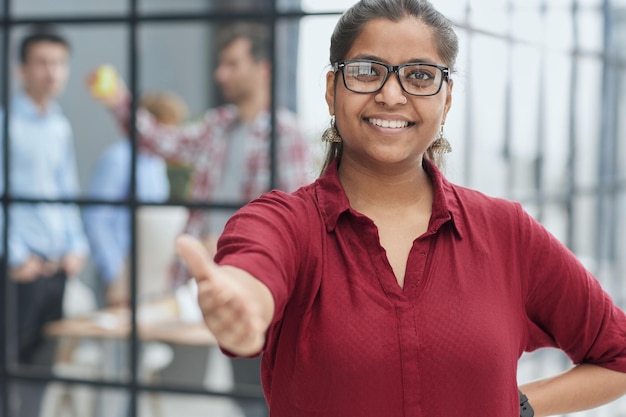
[219, 265, 275, 331]
[110, 93, 204, 165]
[520, 363, 626, 416]
[196, 263, 275, 356]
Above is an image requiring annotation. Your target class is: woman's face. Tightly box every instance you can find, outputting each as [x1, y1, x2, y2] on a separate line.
[326, 17, 453, 170]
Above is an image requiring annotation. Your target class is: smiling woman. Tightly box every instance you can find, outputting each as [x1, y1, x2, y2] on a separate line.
[173, 1, 626, 416]
[0, 0, 622, 416]
[324, 16, 452, 176]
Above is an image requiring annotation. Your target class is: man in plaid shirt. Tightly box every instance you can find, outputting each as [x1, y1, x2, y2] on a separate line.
[105, 23, 314, 288]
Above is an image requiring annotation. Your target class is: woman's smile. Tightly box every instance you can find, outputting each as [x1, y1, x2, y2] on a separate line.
[366, 117, 413, 129]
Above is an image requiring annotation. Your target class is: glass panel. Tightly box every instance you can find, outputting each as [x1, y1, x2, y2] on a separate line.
[541, 202, 568, 244]
[511, 9, 545, 44]
[12, 0, 127, 17]
[618, 15, 626, 187]
[0, 30, 5, 102]
[65, 24, 129, 198]
[518, 348, 570, 392]
[509, 43, 541, 199]
[229, 356, 267, 412]
[510, 0, 544, 10]
[139, 0, 210, 14]
[577, 9, 604, 53]
[138, 390, 260, 417]
[615, 192, 626, 306]
[7, 276, 124, 414]
[573, 58, 602, 189]
[541, 51, 571, 196]
[282, 0, 352, 13]
[468, 3, 509, 37]
[278, 1, 469, 26]
[571, 194, 597, 265]
[464, 35, 510, 196]
[286, 15, 340, 177]
[578, 0, 604, 7]
[141, 0, 271, 13]
[136, 206, 187, 300]
[8, 24, 128, 197]
[92, 387, 130, 417]
[431, 1, 470, 23]
[5, 199, 94, 365]
[444, 28, 469, 187]
[137, 19, 279, 208]
[138, 22, 212, 127]
[210, 0, 272, 11]
[8, 25, 77, 190]
[274, 18, 321, 182]
[138, 342, 266, 415]
[545, 9, 573, 50]
[520, 202, 540, 220]
[8, 382, 129, 417]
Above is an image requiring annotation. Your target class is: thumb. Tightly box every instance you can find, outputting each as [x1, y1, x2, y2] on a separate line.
[175, 234, 217, 283]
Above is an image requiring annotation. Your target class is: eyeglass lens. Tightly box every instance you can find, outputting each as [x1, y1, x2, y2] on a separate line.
[342, 61, 444, 96]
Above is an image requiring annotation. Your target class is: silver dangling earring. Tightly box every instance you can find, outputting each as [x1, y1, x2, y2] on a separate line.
[431, 124, 452, 154]
[322, 116, 342, 143]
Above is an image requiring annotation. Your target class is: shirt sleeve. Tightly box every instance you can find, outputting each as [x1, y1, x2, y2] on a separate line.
[519, 204, 626, 372]
[110, 94, 217, 166]
[214, 191, 311, 353]
[83, 144, 130, 282]
[8, 236, 29, 267]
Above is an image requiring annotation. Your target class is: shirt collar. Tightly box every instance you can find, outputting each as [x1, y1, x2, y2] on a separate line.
[316, 158, 465, 239]
[12, 91, 61, 119]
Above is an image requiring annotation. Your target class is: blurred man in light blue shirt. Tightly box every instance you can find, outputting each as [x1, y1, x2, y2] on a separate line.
[3, 25, 89, 417]
[83, 91, 187, 306]
[7, 93, 88, 270]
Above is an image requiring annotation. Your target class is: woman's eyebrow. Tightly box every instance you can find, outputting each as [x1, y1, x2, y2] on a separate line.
[349, 54, 439, 65]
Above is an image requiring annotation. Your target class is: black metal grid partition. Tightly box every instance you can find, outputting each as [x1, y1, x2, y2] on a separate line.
[1, 0, 626, 416]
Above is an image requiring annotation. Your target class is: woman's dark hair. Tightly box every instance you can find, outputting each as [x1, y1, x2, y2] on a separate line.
[321, 0, 459, 173]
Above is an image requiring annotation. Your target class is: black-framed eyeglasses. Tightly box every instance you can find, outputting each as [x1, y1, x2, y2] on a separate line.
[333, 59, 450, 97]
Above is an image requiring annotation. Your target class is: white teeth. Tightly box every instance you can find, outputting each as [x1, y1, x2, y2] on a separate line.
[368, 118, 409, 129]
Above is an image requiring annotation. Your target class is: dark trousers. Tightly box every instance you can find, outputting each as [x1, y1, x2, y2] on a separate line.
[11, 271, 66, 417]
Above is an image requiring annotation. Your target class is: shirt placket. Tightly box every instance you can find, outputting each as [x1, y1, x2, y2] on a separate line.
[399, 235, 432, 415]
[358, 216, 432, 415]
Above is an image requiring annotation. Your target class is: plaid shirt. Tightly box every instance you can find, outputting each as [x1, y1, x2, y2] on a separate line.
[113, 100, 314, 285]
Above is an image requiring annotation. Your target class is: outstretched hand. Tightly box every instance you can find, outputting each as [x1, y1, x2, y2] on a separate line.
[175, 234, 273, 356]
[85, 66, 128, 109]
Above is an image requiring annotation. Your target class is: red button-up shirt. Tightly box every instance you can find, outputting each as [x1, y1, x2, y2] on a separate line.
[217, 159, 626, 416]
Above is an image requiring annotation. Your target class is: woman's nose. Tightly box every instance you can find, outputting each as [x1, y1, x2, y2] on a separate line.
[375, 73, 407, 106]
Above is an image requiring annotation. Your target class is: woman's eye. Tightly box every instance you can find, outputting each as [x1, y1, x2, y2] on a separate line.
[406, 70, 433, 81]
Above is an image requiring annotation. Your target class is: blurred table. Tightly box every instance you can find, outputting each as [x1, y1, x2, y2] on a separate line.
[44, 296, 216, 417]
[45, 297, 216, 346]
